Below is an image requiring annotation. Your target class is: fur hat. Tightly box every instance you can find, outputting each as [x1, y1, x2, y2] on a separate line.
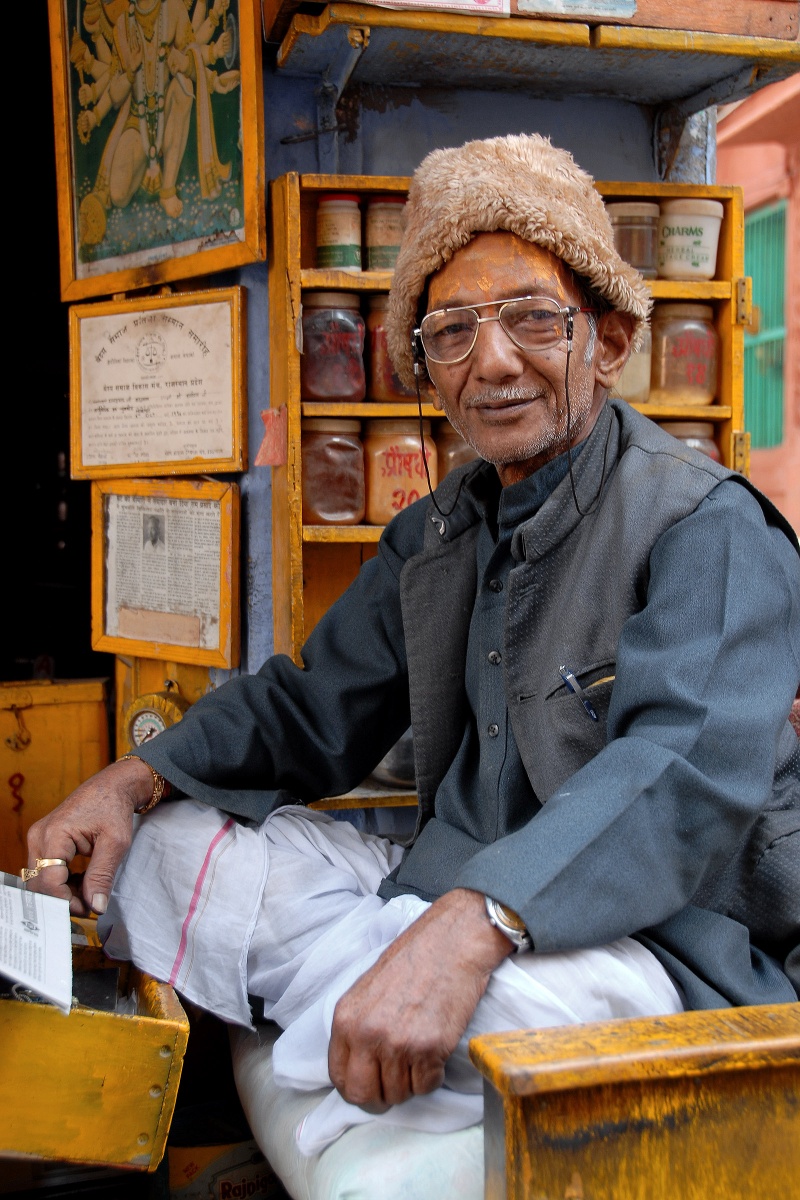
[387, 133, 652, 388]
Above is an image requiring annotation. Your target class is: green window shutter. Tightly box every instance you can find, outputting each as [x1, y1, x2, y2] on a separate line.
[744, 200, 786, 449]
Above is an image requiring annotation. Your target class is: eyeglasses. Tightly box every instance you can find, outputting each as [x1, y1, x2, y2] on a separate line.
[414, 295, 599, 365]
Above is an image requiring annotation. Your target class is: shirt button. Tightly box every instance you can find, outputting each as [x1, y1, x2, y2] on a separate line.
[487, 723, 499, 737]
[488, 579, 503, 593]
[488, 650, 502, 665]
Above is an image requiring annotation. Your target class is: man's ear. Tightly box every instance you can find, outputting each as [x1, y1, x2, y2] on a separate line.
[594, 311, 637, 391]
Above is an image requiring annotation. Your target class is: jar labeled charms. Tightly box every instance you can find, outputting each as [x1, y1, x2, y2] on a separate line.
[301, 419, 365, 525]
[300, 292, 366, 402]
[657, 199, 723, 281]
[650, 303, 718, 407]
[364, 419, 437, 525]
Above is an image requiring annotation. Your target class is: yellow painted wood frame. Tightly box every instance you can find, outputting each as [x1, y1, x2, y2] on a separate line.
[91, 476, 240, 667]
[47, 0, 265, 302]
[69, 286, 247, 479]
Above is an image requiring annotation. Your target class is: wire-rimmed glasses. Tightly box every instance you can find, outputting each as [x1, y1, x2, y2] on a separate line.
[414, 295, 598, 365]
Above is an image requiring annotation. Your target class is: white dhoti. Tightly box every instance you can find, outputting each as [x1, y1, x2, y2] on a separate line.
[99, 801, 683, 1156]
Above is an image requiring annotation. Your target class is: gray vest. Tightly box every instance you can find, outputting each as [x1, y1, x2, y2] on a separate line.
[399, 400, 799, 985]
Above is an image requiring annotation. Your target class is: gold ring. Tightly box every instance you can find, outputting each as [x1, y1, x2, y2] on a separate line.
[21, 858, 68, 881]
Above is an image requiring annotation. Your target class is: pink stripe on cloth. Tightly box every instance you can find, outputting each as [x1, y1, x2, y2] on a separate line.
[169, 817, 235, 985]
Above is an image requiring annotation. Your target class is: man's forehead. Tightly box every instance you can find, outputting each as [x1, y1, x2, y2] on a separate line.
[428, 232, 576, 308]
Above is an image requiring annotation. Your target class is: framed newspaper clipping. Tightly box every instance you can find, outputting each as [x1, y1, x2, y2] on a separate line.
[70, 287, 246, 478]
[48, 0, 265, 302]
[91, 477, 240, 667]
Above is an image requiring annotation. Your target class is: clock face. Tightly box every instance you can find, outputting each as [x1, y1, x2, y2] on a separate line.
[130, 708, 168, 746]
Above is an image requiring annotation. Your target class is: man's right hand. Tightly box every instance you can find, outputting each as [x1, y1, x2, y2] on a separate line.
[24, 757, 155, 916]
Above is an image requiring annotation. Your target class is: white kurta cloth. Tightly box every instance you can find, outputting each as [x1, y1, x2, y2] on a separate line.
[99, 801, 683, 1155]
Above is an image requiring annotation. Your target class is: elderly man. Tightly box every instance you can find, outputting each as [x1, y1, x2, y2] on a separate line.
[27, 135, 799, 1148]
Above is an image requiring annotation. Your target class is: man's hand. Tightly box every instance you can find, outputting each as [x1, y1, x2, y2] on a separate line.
[24, 758, 155, 916]
[328, 888, 513, 1112]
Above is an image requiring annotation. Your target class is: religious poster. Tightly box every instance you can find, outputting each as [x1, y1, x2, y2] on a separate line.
[49, 0, 265, 300]
[92, 478, 240, 667]
[70, 288, 246, 478]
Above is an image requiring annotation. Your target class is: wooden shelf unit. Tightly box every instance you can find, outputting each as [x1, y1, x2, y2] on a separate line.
[269, 173, 748, 670]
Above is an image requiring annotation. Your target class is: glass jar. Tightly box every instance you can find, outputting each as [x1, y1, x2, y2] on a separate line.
[301, 419, 365, 525]
[435, 420, 480, 480]
[316, 194, 362, 269]
[614, 325, 652, 404]
[365, 196, 406, 270]
[649, 303, 718, 406]
[659, 421, 721, 463]
[657, 199, 724, 281]
[366, 295, 418, 403]
[300, 292, 366, 402]
[605, 202, 660, 278]
[363, 419, 437, 525]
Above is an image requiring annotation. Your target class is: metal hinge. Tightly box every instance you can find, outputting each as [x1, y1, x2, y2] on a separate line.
[733, 430, 751, 476]
[735, 278, 752, 326]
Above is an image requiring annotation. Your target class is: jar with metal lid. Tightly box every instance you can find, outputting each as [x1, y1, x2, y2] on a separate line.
[657, 199, 724, 281]
[605, 202, 659, 278]
[365, 195, 406, 270]
[435, 420, 480, 480]
[614, 325, 652, 404]
[301, 418, 365, 525]
[363, 419, 437, 525]
[300, 292, 366, 402]
[316, 194, 362, 269]
[659, 421, 721, 463]
[366, 294, 418, 403]
[649, 303, 718, 406]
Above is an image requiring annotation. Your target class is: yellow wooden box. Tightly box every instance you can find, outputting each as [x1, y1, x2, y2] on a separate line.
[0, 943, 189, 1172]
[0, 679, 110, 875]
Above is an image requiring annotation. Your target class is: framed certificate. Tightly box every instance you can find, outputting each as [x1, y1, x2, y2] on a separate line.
[48, 0, 265, 301]
[91, 477, 240, 667]
[70, 287, 246, 478]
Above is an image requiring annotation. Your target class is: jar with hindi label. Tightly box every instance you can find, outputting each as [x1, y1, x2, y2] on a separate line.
[316, 194, 362, 270]
[301, 419, 365, 525]
[364, 419, 437, 525]
[614, 325, 652, 404]
[366, 294, 417, 402]
[649, 303, 718, 406]
[657, 199, 724, 281]
[659, 421, 721, 463]
[365, 196, 406, 270]
[300, 292, 366, 402]
[606, 202, 659, 278]
[436, 421, 480, 480]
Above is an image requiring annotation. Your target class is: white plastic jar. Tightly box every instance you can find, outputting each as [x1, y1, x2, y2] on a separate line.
[657, 199, 724, 281]
[316, 194, 362, 270]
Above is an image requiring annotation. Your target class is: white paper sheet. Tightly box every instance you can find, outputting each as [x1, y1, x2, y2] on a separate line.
[0, 874, 72, 1014]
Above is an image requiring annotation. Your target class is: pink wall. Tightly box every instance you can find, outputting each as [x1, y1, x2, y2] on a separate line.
[717, 77, 800, 533]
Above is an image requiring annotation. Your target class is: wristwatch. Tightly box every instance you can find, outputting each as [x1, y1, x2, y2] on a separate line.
[484, 895, 533, 953]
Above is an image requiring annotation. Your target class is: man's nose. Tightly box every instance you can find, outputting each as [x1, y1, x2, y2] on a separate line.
[471, 315, 525, 380]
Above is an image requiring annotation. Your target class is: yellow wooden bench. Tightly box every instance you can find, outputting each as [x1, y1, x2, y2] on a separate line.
[470, 1002, 800, 1200]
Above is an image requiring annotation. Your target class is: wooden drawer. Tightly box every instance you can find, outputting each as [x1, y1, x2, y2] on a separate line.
[0, 946, 189, 1172]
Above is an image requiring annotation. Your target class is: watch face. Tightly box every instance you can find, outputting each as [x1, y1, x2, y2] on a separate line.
[130, 708, 168, 746]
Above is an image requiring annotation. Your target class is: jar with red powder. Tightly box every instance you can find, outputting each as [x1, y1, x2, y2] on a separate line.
[300, 292, 366, 402]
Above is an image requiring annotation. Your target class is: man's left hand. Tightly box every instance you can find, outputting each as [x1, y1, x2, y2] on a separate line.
[328, 887, 514, 1112]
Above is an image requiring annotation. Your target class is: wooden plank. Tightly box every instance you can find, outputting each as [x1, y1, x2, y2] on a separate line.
[592, 23, 800, 60]
[304, 525, 384, 542]
[634, 405, 732, 421]
[511, 0, 799, 40]
[470, 1004, 800, 1095]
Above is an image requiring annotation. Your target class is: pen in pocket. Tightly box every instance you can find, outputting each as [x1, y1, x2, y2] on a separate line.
[558, 665, 599, 721]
